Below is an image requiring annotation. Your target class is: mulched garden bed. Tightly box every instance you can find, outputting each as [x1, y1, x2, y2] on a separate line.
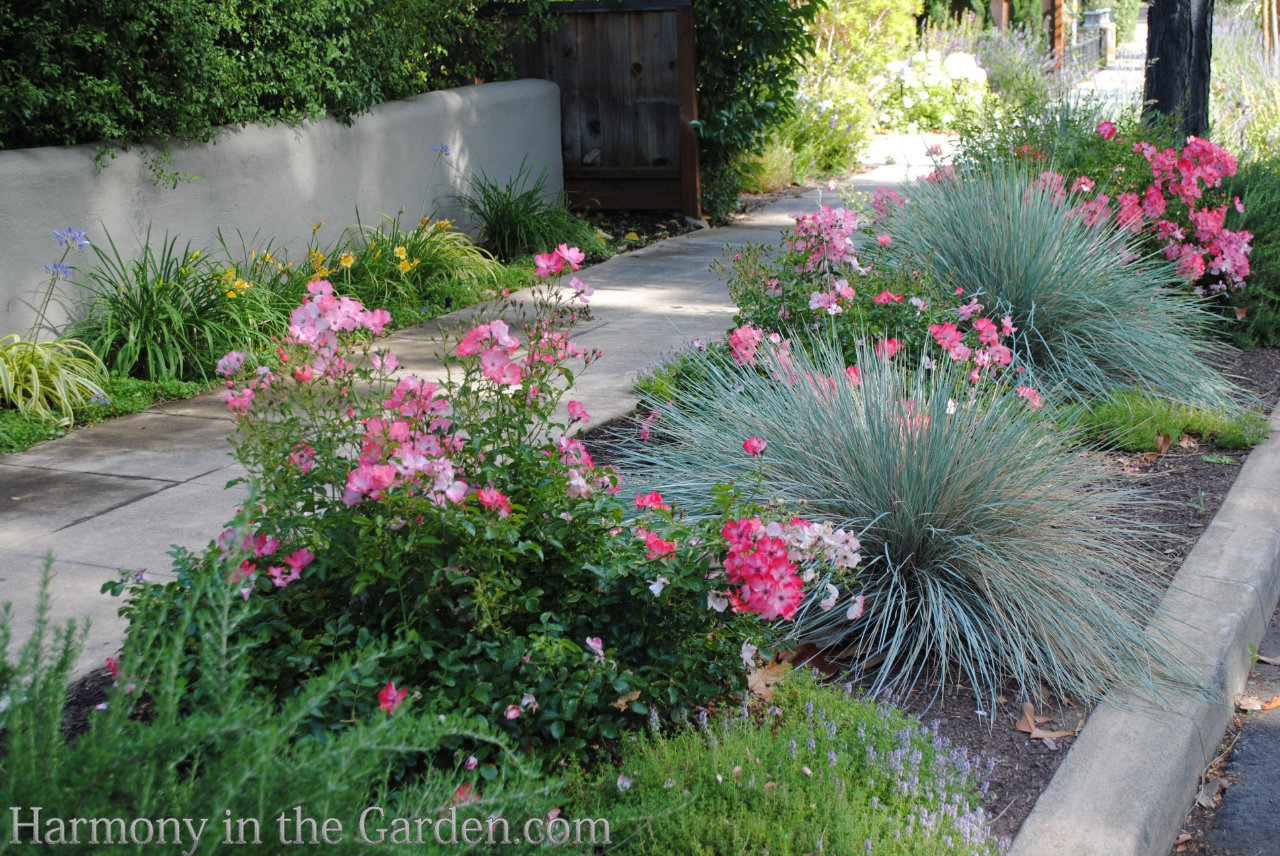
[579, 345, 1280, 844]
[51, 322, 1278, 847]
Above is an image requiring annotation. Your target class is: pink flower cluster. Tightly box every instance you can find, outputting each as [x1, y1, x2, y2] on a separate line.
[1039, 132, 1252, 294]
[719, 518, 805, 621]
[343, 376, 466, 507]
[534, 244, 585, 279]
[218, 280, 391, 416]
[717, 516, 863, 622]
[215, 523, 316, 598]
[786, 206, 866, 272]
[927, 310, 1016, 382]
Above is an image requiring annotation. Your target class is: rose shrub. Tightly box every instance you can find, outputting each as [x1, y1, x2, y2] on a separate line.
[112, 248, 866, 766]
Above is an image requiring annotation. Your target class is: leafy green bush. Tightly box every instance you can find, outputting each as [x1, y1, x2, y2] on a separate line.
[572, 669, 1005, 855]
[3, 559, 558, 856]
[457, 161, 606, 264]
[693, 0, 825, 220]
[869, 162, 1240, 407]
[0, 0, 518, 154]
[1067, 388, 1271, 452]
[622, 337, 1206, 710]
[70, 228, 288, 381]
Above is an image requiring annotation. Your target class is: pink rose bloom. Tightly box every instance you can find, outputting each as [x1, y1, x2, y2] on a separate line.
[742, 436, 768, 456]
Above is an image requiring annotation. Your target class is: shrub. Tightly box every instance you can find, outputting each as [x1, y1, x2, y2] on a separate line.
[868, 162, 1240, 407]
[331, 212, 506, 318]
[621, 337, 1207, 710]
[456, 161, 606, 263]
[571, 669, 1005, 855]
[3, 559, 558, 856]
[870, 48, 990, 132]
[0, 0, 518, 154]
[115, 255, 862, 767]
[693, 0, 826, 220]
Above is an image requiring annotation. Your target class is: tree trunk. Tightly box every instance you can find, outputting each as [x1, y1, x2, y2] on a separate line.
[1144, 0, 1215, 139]
[1265, 0, 1279, 60]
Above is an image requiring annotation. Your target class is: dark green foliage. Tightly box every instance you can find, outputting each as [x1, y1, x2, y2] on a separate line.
[2, 559, 556, 855]
[0, 0, 518, 153]
[1226, 158, 1280, 345]
[692, 0, 826, 220]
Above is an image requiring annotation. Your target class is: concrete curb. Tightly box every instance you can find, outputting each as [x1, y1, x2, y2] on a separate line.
[1009, 405, 1280, 856]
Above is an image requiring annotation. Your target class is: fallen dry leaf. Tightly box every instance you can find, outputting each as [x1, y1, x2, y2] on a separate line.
[1174, 832, 1194, 852]
[1236, 696, 1264, 710]
[1195, 776, 1229, 808]
[747, 659, 790, 701]
[1178, 435, 1197, 449]
[1155, 433, 1172, 455]
[611, 690, 641, 712]
[1028, 726, 1073, 740]
[1236, 306, 1249, 320]
[1015, 702, 1052, 734]
[1262, 695, 1280, 711]
[1256, 653, 1280, 667]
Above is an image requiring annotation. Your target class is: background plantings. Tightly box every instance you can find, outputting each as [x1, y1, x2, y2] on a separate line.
[69, 228, 288, 381]
[456, 162, 606, 264]
[868, 162, 1240, 407]
[622, 338, 1206, 710]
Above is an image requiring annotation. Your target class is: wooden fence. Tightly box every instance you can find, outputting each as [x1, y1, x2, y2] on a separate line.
[505, 0, 701, 218]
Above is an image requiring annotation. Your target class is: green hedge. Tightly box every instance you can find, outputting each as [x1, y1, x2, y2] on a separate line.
[0, 0, 519, 152]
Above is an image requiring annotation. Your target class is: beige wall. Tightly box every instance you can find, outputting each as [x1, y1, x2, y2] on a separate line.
[0, 79, 562, 335]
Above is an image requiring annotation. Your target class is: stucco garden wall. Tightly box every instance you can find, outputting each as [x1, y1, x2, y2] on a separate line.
[0, 79, 562, 335]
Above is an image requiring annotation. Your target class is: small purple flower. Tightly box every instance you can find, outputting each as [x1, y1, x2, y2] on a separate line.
[44, 261, 72, 279]
[53, 228, 90, 248]
[432, 143, 451, 156]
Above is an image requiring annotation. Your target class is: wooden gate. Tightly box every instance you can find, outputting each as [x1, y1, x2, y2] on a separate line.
[505, 0, 701, 218]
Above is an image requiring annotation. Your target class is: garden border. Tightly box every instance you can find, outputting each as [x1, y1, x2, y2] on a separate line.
[1009, 405, 1280, 855]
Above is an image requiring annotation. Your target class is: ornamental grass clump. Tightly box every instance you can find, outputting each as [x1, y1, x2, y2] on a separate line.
[869, 163, 1239, 408]
[623, 336, 1203, 710]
